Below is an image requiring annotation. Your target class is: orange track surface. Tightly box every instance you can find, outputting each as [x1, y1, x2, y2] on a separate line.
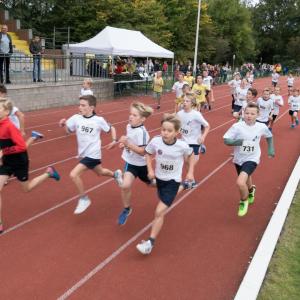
[0, 77, 299, 299]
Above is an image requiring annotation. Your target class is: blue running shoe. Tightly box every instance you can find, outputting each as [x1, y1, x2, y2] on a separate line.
[118, 207, 132, 225]
[291, 124, 295, 128]
[31, 130, 44, 139]
[46, 166, 60, 181]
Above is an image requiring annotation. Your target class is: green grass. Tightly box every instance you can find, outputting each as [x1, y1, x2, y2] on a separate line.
[258, 185, 300, 300]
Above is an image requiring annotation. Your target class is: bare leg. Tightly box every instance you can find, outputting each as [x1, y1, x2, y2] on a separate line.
[93, 164, 114, 177]
[20, 172, 50, 192]
[0, 175, 9, 224]
[69, 163, 88, 197]
[150, 201, 169, 239]
[120, 172, 135, 208]
[236, 171, 249, 200]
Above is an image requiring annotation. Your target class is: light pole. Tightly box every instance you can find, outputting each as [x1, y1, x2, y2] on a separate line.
[193, 0, 201, 76]
[232, 54, 236, 73]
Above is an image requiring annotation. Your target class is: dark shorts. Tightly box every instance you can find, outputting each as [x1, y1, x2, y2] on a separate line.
[124, 163, 151, 184]
[205, 90, 210, 96]
[289, 110, 298, 116]
[79, 157, 101, 169]
[156, 178, 180, 207]
[272, 114, 278, 121]
[0, 152, 29, 182]
[256, 119, 269, 126]
[272, 81, 277, 87]
[233, 104, 242, 113]
[235, 161, 257, 176]
[189, 144, 200, 155]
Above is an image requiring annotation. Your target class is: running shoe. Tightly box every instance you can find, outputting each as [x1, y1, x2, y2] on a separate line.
[118, 207, 132, 225]
[291, 124, 295, 128]
[74, 197, 91, 214]
[114, 169, 123, 187]
[182, 180, 197, 190]
[248, 185, 256, 205]
[136, 240, 153, 255]
[46, 166, 60, 181]
[0, 223, 3, 234]
[238, 200, 249, 217]
[31, 130, 44, 139]
[200, 144, 206, 154]
[296, 118, 299, 126]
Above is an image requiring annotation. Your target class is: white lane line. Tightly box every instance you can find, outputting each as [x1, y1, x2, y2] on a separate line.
[57, 157, 232, 300]
[234, 156, 300, 300]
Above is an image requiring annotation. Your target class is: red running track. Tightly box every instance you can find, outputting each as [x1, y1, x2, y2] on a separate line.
[0, 77, 299, 299]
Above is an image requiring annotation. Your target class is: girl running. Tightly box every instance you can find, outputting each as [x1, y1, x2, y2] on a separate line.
[271, 69, 280, 87]
[223, 102, 274, 217]
[192, 75, 207, 111]
[136, 114, 194, 254]
[59, 95, 123, 214]
[269, 86, 284, 131]
[228, 72, 241, 113]
[152, 71, 164, 109]
[203, 70, 213, 110]
[0, 98, 60, 234]
[177, 92, 210, 180]
[233, 78, 249, 120]
[117, 102, 154, 225]
[288, 88, 300, 128]
[172, 73, 188, 112]
[287, 73, 294, 96]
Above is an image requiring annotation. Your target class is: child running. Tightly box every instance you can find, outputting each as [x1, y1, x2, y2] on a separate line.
[271, 69, 280, 88]
[228, 72, 241, 113]
[269, 86, 284, 131]
[152, 71, 164, 109]
[192, 75, 207, 111]
[233, 78, 249, 120]
[203, 70, 213, 110]
[59, 95, 123, 214]
[80, 78, 94, 96]
[223, 102, 275, 217]
[117, 102, 154, 225]
[0, 98, 60, 233]
[287, 73, 294, 95]
[0, 84, 43, 145]
[288, 88, 300, 128]
[256, 88, 274, 127]
[241, 87, 258, 120]
[177, 92, 210, 180]
[172, 73, 188, 112]
[136, 114, 194, 254]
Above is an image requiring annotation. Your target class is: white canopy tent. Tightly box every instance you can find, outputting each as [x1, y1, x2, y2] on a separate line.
[69, 26, 174, 58]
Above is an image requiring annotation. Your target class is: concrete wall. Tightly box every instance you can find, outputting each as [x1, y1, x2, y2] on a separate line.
[6, 79, 114, 112]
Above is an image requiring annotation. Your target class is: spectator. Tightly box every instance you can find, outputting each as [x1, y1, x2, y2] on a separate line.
[29, 35, 43, 82]
[0, 24, 13, 84]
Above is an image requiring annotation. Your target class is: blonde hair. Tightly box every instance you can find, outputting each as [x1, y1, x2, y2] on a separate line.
[84, 78, 93, 86]
[0, 97, 13, 114]
[185, 92, 197, 107]
[161, 113, 181, 131]
[131, 102, 153, 118]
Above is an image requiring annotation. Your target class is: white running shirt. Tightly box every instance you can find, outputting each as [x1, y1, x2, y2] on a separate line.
[122, 124, 149, 166]
[234, 86, 248, 107]
[288, 95, 300, 111]
[145, 136, 192, 182]
[203, 76, 213, 91]
[80, 88, 94, 96]
[228, 79, 241, 95]
[177, 110, 209, 144]
[223, 121, 272, 165]
[9, 106, 20, 129]
[172, 81, 188, 98]
[256, 97, 274, 122]
[270, 94, 284, 115]
[287, 77, 294, 87]
[272, 73, 280, 83]
[66, 114, 110, 159]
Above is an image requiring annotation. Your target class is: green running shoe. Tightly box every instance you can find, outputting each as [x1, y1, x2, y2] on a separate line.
[248, 185, 256, 204]
[238, 200, 249, 217]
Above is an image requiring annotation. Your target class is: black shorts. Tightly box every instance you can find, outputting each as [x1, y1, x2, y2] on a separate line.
[79, 157, 101, 169]
[272, 81, 277, 87]
[233, 104, 242, 113]
[124, 163, 151, 184]
[205, 90, 210, 96]
[156, 178, 180, 207]
[189, 144, 200, 155]
[0, 152, 29, 182]
[272, 114, 278, 121]
[235, 161, 257, 176]
[256, 119, 269, 126]
[289, 110, 298, 116]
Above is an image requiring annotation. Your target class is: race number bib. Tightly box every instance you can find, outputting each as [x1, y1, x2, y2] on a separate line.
[79, 124, 96, 136]
[158, 159, 178, 174]
[180, 125, 191, 136]
[239, 141, 256, 154]
[291, 103, 299, 110]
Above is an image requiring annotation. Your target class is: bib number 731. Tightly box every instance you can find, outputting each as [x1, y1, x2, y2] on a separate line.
[239, 140, 256, 154]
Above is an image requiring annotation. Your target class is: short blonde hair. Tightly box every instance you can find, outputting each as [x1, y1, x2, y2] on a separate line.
[131, 102, 153, 118]
[84, 78, 93, 86]
[161, 113, 181, 131]
[0, 97, 13, 114]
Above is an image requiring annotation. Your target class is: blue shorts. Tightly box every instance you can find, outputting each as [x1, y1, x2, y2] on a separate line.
[189, 144, 200, 155]
[233, 104, 242, 113]
[156, 178, 180, 207]
[124, 163, 151, 184]
[235, 161, 257, 176]
[80, 157, 101, 169]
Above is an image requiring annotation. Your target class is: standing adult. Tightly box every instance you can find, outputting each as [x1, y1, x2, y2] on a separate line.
[29, 36, 43, 82]
[0, 25, 13, 84]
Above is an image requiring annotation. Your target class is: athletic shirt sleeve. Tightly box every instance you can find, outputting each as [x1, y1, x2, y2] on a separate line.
[66, 114, 79, 132]
[98, 117, 111, 133]
[223, 123, 238, 140]
[197, 111, 209, 127]
[145, 137, 156, 154]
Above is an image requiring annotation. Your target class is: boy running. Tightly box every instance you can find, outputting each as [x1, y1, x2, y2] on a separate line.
[288, 88, 300, 128]
[269, 86, 284, 131]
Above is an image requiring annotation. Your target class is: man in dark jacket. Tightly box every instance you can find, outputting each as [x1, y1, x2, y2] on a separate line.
[29, 35, 43, 82]
[0, 24, 13, 84]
